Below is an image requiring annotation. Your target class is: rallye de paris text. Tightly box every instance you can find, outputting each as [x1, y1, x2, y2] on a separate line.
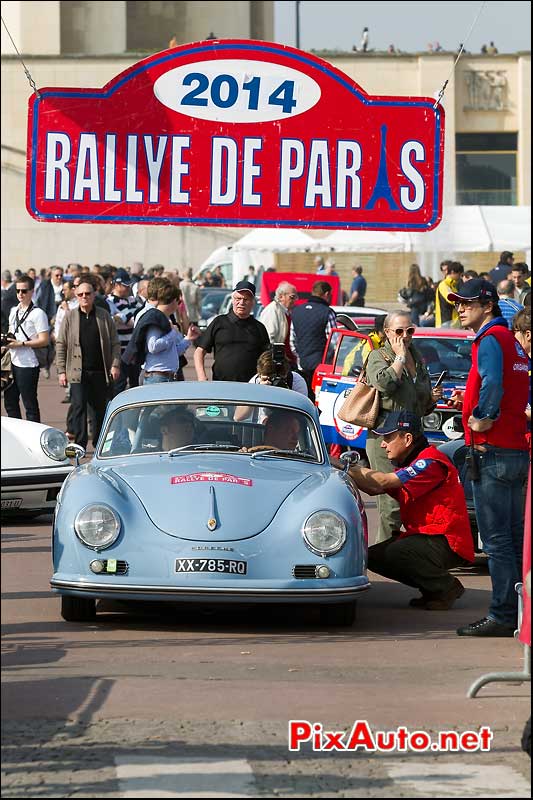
[43, 132, 428, 211]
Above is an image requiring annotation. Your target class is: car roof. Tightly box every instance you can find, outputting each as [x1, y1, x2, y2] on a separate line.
[331, 305, 387, 316]
[413, 328, 475, 339]
[107, 380, 317, 416]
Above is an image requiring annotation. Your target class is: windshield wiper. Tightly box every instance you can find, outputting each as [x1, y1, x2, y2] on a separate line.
[249, 449, 316, 461]
[167, 444, 240, 457]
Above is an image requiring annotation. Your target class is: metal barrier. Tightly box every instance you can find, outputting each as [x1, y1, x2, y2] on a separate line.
[468, 582, 531, 698]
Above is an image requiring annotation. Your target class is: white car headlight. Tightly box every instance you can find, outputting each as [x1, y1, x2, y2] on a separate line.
[423, 411, 442, 431]
[302, 511, 347, 556]
[40, 428, 69, 461]
[74, 504, 121, 550]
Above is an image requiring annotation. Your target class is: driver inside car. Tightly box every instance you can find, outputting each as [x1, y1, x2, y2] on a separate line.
[160, 408, 197, 451]
[241, 409, 301, 453]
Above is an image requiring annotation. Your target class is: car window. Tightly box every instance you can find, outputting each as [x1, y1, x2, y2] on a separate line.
[336, 333, 373, 376]
[415, 336, 473, 379]
[99, 402, 322, 461]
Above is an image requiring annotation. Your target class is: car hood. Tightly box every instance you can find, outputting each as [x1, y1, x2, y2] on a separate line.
[109, 455, 313, 541]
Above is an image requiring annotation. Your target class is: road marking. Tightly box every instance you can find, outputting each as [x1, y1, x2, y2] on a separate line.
[384, 762, 531, 798]
[115, 756, 255, 798]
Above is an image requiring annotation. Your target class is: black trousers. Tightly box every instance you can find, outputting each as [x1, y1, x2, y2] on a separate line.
[3, 365, 41, 422]
[368, 533, 465, 595]
[69, 371, 111, 448]
[113, 360, 141, 396]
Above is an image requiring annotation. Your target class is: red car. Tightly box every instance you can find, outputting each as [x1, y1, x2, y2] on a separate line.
[313, 324, 475, 450]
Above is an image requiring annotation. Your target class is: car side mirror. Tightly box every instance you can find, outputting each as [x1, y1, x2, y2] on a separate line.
[65, 443, 86, 466]
[340, 450, 360, 471]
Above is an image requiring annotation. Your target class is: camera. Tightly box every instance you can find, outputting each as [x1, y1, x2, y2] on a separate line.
[1, 332, 15, 347]
[465, 447, 480, 481]
[270, 343, 289, 389]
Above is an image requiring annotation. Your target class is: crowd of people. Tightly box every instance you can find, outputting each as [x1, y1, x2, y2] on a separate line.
[1, 250, 530, 639]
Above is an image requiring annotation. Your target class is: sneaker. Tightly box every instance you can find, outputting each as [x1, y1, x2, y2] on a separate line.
[456, 617, 515, 637]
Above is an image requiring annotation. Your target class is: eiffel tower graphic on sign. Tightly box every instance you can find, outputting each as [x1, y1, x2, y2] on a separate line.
[366, 124, 399, 210]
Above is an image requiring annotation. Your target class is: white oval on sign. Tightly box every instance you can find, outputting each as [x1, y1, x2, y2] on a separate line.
[154, 59, 321, 123]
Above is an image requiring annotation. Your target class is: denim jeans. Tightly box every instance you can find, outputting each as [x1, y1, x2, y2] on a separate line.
[472, 446, 529, 626]
[143, 373, 176, 384]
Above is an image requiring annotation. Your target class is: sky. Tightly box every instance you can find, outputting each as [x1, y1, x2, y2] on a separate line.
[274, 1, 531, 54]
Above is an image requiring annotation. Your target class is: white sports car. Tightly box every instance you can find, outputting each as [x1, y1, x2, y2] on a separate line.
[1, 417, 74, 516]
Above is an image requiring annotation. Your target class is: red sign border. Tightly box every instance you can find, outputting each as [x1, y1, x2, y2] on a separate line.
[27, 39, 444, 231]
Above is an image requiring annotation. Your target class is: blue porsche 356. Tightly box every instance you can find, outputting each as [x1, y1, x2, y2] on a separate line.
[51, 382, 369, 626]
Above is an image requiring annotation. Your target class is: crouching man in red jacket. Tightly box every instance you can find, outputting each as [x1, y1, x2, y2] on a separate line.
[340, 410, 474, 610]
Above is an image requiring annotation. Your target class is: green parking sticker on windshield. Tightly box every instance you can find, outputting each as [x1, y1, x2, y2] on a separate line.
[205, 406, 221, 417]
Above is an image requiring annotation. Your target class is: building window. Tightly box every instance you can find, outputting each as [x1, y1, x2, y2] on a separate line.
[456, 133, 517, 205]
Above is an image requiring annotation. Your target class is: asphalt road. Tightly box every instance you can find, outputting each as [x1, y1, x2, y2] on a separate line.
[1, 369, 531, 797]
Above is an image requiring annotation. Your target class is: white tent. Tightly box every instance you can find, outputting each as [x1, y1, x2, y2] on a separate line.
[413, 206, 531, 277]
[313, 229, 414, 253]
[231, 228, 316, 281]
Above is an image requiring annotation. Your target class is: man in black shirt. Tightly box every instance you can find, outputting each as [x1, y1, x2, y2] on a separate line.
[194, 281, 269, 382]
[56, 282, 120, 449]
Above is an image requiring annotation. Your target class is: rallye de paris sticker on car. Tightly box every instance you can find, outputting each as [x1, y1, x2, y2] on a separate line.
[171, 472, 253, 486]
[26, 39, 444, 230]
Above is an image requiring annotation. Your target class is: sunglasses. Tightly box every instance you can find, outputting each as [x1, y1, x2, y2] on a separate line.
[16, 288, 29, 294]
[454, 300, 480, 310]
[389, 326, 415, 336]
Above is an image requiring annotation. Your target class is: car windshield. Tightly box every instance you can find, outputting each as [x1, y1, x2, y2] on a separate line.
[414, 335, 473, 380]
[200, 289, 231, 320]
[99, 402, 323, 462]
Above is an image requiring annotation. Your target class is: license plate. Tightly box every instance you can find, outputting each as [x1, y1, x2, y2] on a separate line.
[1, 498, 23, 510]
[175, 558, 247, 575]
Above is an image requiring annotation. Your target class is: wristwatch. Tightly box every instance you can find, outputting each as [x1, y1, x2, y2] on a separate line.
[394, 354, 406, 364]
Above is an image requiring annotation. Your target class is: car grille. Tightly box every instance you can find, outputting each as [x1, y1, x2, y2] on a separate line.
[293, 565, 320, 579]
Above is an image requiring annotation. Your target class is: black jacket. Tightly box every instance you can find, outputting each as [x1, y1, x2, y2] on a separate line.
[121, 308, 171, 366]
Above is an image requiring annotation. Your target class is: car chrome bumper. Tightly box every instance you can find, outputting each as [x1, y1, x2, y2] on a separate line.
[51, 578, 371, 604]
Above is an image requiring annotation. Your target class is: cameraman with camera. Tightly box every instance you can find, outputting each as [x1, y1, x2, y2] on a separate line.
[234, 345, 307, 422]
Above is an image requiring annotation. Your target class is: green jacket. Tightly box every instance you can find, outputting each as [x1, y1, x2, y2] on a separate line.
[365, 340, 434, 427]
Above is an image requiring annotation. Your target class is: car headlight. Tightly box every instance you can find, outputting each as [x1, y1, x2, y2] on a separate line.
[302, 511, 347, 556]
[423, 411, 442, 431]
[40, 428, 69, 461]
[74, 504, 121, 550]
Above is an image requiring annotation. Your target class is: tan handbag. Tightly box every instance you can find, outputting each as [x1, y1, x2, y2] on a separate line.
[337, 351, 390, 429]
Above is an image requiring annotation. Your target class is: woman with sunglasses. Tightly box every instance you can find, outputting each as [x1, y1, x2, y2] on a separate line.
[4, 274, 50, 423]
[365, 310, 442, 543]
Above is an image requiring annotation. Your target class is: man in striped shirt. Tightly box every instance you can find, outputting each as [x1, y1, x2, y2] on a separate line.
[107, 268, 142, 395]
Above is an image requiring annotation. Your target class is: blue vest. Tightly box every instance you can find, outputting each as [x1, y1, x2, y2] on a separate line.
[291, 296, 332, 371]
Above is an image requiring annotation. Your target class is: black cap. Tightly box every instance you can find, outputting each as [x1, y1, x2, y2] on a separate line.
[113, 268, 133, 286]
[372, 411, 422, 436]
[448, 278, 499, 304]
[233, 280, 256, 295]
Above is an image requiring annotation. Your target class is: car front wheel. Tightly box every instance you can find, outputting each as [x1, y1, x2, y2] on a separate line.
[319, 601, 357, 627]
[61, 595, 96, 622]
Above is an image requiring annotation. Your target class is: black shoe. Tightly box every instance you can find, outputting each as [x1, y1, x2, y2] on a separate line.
[425, 578, 465, 610]
[456, 617, 515, 637]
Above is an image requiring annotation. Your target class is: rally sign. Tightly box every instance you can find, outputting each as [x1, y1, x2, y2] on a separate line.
[26, 39, 444, 230]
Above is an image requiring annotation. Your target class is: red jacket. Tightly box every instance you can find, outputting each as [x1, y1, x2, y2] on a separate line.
[462, 321, 529, 450]
[391, 445, 474, 563]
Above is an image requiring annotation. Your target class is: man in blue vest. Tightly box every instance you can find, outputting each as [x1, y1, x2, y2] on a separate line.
[339, 410, 474, 610]
[290, 280, 336, 400]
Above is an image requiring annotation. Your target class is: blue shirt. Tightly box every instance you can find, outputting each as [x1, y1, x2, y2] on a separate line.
[498, 297, 523, 329]
[472, 318, 506, 420]
[350, 275, 367, 298]
[144, 326, 190, 373]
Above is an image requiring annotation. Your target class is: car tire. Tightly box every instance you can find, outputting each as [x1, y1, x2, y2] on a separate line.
[61, 595, 96, 622]
[521, 716, 531, 757]
[319, 601, 357, 627]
